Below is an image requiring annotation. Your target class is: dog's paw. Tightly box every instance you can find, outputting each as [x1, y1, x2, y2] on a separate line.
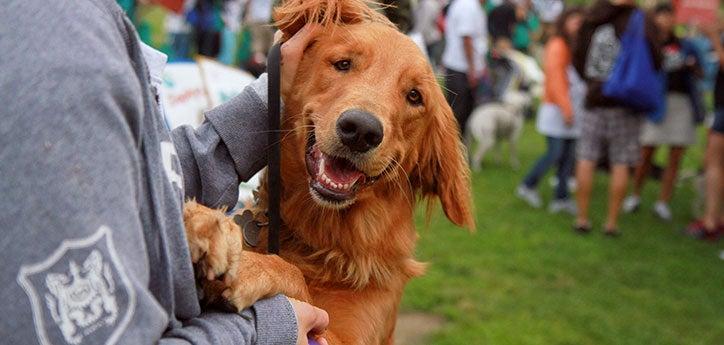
[183, 200, 243, 281]
[220, 251, 311, 311]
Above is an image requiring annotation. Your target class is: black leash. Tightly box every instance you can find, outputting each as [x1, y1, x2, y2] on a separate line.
[266, 43, 282, 255]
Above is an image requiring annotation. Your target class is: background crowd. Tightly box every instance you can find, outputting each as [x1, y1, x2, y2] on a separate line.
[118, 0, 723, 242]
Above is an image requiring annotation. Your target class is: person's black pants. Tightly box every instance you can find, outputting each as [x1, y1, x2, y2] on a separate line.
[444, 68, 475, 131]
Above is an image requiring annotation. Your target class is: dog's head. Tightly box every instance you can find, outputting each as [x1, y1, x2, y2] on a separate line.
[501, 90, 532, 116]
[275, 0, 474, 230]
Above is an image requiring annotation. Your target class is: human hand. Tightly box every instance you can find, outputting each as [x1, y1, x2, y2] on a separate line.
[289, 297, 329, 345]
[277, 24, 322, 100]
[563, 113, 574, 127]
[467, 69, 479, 88]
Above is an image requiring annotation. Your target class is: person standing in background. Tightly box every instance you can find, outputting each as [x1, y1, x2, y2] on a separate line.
[245, 0, 275, 69]
[686, 22, 724, 241]
[487, 0, 521, 48]
[413, 0, 445, 66]
[511, 0, 539, 54]
[571, 0, 662, 236]
[188, 0, 225, 57]
[623, 3, 702, 222]
[442, 0, 488, 130]
[516, 7, 584, 214]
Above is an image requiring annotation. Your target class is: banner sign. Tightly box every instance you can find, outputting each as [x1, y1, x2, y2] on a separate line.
[197, 57, 256, 108]
[675, 0, 719, 25]
[161, 62, 209, 129]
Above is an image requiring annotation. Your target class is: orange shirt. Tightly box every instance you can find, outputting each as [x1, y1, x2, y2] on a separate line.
[543, 37, 573, 118]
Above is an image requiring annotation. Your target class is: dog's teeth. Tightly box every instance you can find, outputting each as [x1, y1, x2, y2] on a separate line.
[342, 183, 349, 190]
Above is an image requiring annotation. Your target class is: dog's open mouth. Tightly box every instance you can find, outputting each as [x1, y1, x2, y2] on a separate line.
[305, 133, 369, 206]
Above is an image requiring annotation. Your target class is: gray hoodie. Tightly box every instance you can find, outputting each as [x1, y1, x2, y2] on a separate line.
[0, 0, 297, 344]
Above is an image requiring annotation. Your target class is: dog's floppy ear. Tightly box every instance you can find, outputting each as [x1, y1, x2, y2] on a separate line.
[413, 87, 475, 230]
[273, 0, 392, 38]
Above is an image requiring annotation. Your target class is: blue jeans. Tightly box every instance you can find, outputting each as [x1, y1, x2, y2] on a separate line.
[522, 136, 576, 200]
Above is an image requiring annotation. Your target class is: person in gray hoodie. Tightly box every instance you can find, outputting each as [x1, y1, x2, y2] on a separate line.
[0, 0, 329, 344]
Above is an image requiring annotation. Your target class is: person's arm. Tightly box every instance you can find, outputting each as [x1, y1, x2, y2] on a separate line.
[705, 25, 724, 67]
[452, 4, 484, 86]
[463, 36, 478, 86]
[544, 38, 574, 123]
[171, 25, 321, 210]
[572, 17, 594, 78]
[171, 75, 270, 209]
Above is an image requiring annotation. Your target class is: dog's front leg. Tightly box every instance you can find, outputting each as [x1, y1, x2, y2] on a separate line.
[183, 200, 243, 280]
[220, 251, 312, 310]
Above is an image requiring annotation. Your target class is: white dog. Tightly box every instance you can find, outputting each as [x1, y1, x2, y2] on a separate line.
[465, 50, 542, 171]
[465, 90, 532, 171]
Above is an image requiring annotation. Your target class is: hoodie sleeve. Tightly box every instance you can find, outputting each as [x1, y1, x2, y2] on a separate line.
[161, 295, 298, 345]
[171, 74, 271, 209]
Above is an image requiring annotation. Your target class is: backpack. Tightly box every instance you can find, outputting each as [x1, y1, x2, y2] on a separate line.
[602, 10, 664, 113]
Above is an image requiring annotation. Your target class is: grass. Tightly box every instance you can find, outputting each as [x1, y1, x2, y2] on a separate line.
[401, 121, 723, 345]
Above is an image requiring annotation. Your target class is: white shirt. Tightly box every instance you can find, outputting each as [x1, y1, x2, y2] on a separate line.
[441, 0, 488, 74]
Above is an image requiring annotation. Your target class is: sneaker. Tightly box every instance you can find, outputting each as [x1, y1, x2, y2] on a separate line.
[622, 195, 641, 213]
[567, 178, 577, 193]
[516, 185, 542, 208]
[549, 199, 577, 215]
[548, 177, 577, 192]
[653, 201, 672, 221]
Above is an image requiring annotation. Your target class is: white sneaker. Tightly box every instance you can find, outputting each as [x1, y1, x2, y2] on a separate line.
[516, 185, 542, 208]
[549, 199, 577, 215]
[567, 178, 577, 193]
[549, 177, 577, 192]
[622, 195, 641, 213]
[653, 201, 672, 221]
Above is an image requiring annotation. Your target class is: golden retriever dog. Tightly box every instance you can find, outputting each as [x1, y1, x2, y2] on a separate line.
[183, 0, 474, 344]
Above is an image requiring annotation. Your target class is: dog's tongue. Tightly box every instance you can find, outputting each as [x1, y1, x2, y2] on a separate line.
[325, 155, 365, 185]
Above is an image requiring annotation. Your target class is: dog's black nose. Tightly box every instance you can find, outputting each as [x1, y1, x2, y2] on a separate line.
[336, 109, 383, 153]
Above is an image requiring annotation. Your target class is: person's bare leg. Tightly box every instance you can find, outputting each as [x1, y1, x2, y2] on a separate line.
[659, 146, 685, 203]
[605, 164, 630, 231]
[703, 133, 724, 231]
[632, 146, 655, 196]
[575, 160, 596, 226]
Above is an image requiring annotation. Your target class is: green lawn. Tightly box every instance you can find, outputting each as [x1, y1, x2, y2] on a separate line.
[402, 121, 723, 345]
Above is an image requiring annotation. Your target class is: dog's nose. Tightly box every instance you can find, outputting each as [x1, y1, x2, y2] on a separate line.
[336, 109, 383, 153]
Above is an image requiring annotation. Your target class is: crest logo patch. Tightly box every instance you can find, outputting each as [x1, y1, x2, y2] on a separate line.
[17, 226, 135, 345]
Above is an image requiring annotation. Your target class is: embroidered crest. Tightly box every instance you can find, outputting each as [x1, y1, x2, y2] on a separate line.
[17, 227, 135, 345]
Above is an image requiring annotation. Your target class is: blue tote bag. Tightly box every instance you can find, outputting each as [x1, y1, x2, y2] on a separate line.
[602, 10, 664, 113]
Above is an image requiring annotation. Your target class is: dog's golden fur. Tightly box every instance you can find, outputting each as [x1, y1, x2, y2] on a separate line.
[184, 1, 474, 344]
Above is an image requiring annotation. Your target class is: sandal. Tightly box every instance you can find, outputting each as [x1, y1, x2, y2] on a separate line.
[603, 228, 621, 237]
[573, 223, 591, 234]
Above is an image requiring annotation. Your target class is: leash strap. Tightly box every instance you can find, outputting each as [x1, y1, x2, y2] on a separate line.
[267, 43, 282, 255]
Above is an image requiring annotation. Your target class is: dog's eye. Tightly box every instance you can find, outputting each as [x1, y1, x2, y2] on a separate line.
[406, 89, 423, 106]
[333, 59, 352, 71]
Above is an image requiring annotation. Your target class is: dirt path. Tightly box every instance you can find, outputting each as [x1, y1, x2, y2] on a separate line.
[394, 312, 445, 345]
